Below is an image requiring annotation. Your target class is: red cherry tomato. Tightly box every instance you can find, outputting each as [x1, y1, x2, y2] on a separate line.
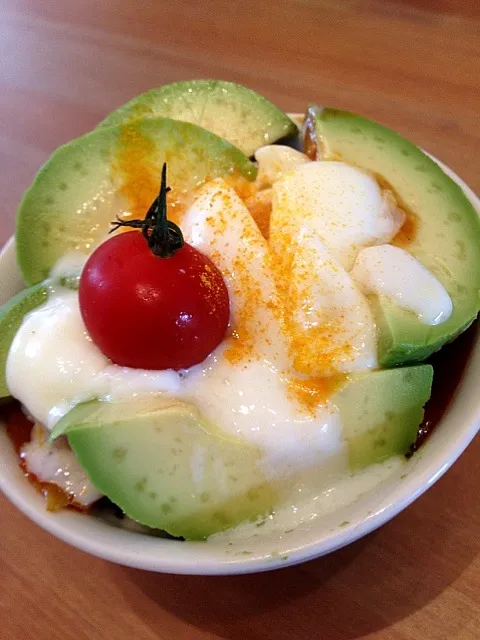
[79, 231, 230, 370]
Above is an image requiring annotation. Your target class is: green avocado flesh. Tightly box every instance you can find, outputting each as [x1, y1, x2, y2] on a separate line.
[50, 365, 431, 538]
[305, 106, 480, 366]
[51, 399, 277, 540]
[98, 80, 297, 157]
[0, 283, 48, 398]
[16, 117, 256, 286]
[334, 365, 433, 469]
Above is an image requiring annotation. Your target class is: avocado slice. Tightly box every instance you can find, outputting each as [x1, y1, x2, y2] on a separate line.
[304, 106, 480, 366]
[98, 80, 297, 156]
[0, 283, 48, 398]
[335, 365, 433, 469]
[51, 399, 277, 540]
[16, 117, 257, 286]
[50, 365, 432, 537]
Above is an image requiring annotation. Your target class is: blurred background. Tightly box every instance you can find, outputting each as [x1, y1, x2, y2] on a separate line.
[0, 2, 479, 640]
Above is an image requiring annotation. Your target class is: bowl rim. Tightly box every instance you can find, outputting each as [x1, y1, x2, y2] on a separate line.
[0, 140, 479, 575]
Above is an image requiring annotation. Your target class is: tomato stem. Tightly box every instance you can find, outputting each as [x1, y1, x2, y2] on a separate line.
[110, 162, 185, 258]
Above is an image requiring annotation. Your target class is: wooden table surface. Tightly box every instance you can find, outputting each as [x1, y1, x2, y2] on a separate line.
[1, 1, 479, 638]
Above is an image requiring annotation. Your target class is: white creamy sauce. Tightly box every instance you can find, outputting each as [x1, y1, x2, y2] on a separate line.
[6, 291, 183, 430]
[351, 244, 453, 325]
[182, 178, 287, 366]
[6, 151, 451, 528]
[7, 292, 109, 430]
[270, 161, 405, 271]
[254, 145, 311, 188]
[287, 226, 377, 376]
[182, 354, 344, 477]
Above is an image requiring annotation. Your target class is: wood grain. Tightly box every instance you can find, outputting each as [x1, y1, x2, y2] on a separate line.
[0, 1, 479, 638]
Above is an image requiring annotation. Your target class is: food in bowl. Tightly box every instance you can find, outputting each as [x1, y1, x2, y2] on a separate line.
[1, 80, 479, 541]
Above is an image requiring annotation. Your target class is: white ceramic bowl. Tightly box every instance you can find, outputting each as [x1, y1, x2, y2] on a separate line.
[0, 155, 479, 575]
